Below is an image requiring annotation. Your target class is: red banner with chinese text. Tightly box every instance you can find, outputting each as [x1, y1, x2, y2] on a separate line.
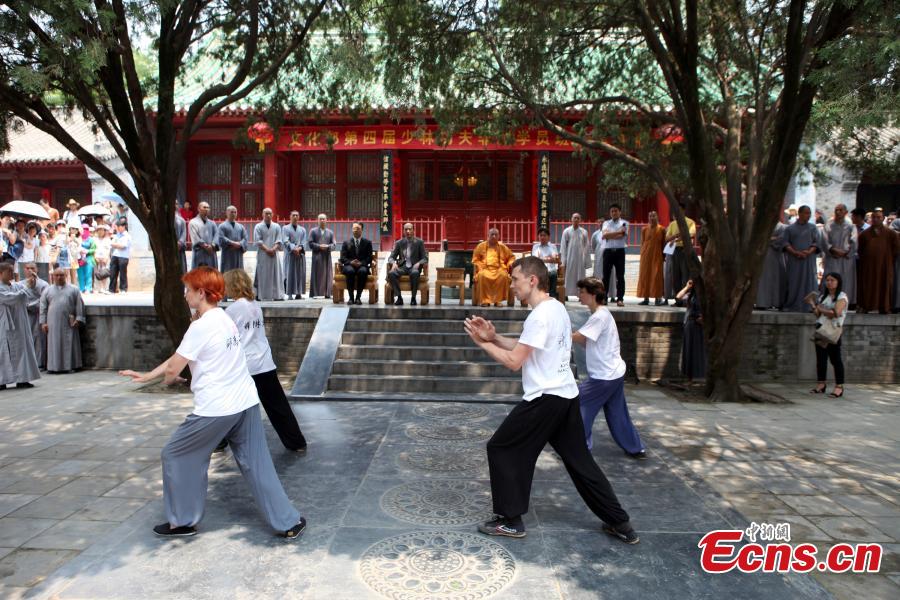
[275, 125, 576, 152]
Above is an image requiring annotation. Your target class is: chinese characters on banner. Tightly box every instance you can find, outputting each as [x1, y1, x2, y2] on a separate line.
[380, 151, 393, 235]
[537, 152, 550, 233]
[276, 126, 574, 152]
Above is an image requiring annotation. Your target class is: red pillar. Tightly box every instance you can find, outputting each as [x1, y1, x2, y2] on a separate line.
[656, 189, 671, 226]
[264, 151, 278, 216]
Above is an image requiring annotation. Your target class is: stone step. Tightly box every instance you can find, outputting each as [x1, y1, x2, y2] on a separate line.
[327, 375, 523, 395]
[343, 318, 525, 334]
[348, 306, 530, 321]
[331, 359, 516, 378]
[341, 332, 475, 347]
[291, 391, 523, 404]
[335, 345, 497, 362]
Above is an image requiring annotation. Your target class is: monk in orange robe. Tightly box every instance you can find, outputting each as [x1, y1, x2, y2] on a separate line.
[637, 211, 666, 305]
[473, 228, 515, 306]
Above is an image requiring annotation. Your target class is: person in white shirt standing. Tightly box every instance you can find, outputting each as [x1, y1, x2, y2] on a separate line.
[573, 277, 646, 459]
[464, 256, 638, 544]
[223, 269, 307, 451]
[601, 204, 628, 306]
[109, 219, 131, 293]
[119, 267, 305, 539]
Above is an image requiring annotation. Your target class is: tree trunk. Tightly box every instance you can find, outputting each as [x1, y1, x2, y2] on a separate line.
[698, 233, 765, 402]
[142, 192, 191, 349]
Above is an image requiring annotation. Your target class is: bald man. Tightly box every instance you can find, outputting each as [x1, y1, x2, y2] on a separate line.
[0, 262, 41, 389]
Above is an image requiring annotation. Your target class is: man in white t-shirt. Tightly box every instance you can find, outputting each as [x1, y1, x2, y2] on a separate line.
[573, 277, 646, 458]
[464, 256, 638, 544]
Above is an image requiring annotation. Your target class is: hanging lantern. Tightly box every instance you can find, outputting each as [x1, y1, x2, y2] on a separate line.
[248, 121, 275, 152]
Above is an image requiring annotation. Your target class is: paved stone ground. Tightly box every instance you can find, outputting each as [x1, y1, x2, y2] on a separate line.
[0, 373, 895, 599]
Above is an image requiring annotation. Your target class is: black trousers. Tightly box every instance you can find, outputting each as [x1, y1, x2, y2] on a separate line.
[251, 369, 307, 450]
[388, 265, 421, 300]
[342, 265, 369, 298]
[602, 248, 626, 302]
[815, 339, 844, 385]
[548, 272, 558, 299]
[670, 247, 689, 298]
[109, 256, 129, 293]
[486, 394, 631, 528]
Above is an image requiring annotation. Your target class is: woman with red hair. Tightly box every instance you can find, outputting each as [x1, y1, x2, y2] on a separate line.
[120, 267, 305, 539]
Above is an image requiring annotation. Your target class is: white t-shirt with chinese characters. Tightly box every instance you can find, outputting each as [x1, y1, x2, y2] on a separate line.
[225, 298, 277, 376]
[517, 298, 579, 401]
[579, 307, 627, 380]
[175, 307, 260, 417]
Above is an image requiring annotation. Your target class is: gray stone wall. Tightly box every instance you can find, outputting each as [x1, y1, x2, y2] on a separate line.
[82, 305, 320, 376]
[82, 305, 898, 383]
[608, 310, 899, 383]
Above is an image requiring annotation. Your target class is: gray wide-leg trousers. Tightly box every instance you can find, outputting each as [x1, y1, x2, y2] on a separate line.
[161, 404, 300, 531]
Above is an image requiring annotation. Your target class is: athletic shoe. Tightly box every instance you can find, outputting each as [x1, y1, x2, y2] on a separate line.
[478, 516, 526, 538]
[283, 517, 307, 539]
[294, 445, 308, 455]
[153, 523, 197, 537]
[627, 450, 648, 460]
[16, 382, 34, 389]
[602, 522, 640, 544]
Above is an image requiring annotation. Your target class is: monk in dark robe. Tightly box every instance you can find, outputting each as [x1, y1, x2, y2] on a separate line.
[857, 209, 900, 314]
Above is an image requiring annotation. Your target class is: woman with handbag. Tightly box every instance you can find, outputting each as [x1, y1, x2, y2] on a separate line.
[808, 272, 847, 398]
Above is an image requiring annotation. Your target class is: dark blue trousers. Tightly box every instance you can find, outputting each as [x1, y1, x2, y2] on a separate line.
[578, 376, 644, 453]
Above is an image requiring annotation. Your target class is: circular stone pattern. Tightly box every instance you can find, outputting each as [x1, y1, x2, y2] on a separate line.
[413, 403, 490, 420]
[359, 531, 516, 600]
[381, 480, 493, 526]
[398, 445, 487, 475]
[405, 423, 494, 444]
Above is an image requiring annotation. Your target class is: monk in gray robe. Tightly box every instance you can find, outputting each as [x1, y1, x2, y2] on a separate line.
[40, 268, 85, 373]
[308, 213, 335, 298]
[282, 211, 307, 299]
[174, 209, 187, 275]
[822, 204, 857, 304]
[253, 208, 284, 301]
[218, 206, 248, 272]
[560, 213, 591, 297]
[0, 262, 41, 389]
[782, 206, 821, 312]
[189, 202, 218, 269]
[589, 219, 616, 300]
[756, 222, 787, 309]
[20, 263, 49, 370]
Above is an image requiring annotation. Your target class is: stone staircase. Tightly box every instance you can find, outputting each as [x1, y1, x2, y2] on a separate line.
[322, 306, 528, 402]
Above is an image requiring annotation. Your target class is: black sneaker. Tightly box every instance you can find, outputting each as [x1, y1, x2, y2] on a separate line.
[627, 450, 648, 460]
[393, 297, 403, 306]
[602, 522, 639, 544]
[294, 445, 308, 456]
[153, 523, 197, 537]
[283, 517, 307, 539]
[478, 516, 526, 538]
[212, 439, 228, 454]
[410, 298, 417, 306]
[16, 382, 34, 389]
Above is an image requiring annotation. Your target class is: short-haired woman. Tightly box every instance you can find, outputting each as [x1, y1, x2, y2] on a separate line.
[809, 272, 847, 398]
[120, 267, 305, 538]
[223, 269, 307, 452]
[573, 277, 646, 459]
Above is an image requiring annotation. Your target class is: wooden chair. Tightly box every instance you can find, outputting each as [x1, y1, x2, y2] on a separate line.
[333, 257, 379, 304]
[519, 250, 567, 307]
[472, 262, 516, 307]
[435, 267, 466, 305]
[384, 263, 430, 304]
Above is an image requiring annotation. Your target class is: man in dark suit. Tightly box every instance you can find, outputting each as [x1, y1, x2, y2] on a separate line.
[339, 222, 374, 305]
[388, 222, 428, 305]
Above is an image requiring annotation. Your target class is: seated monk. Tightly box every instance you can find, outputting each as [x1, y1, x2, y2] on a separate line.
[473, 228, 515, 306]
